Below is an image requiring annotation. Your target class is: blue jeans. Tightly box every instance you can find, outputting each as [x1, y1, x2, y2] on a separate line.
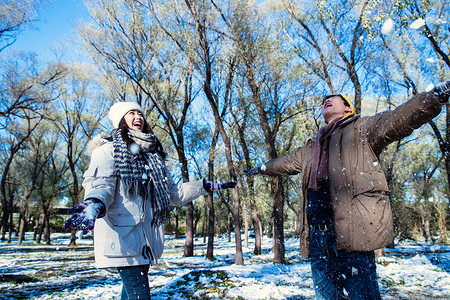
[117, 265, 150, 300]
[309, 225, 381, 300]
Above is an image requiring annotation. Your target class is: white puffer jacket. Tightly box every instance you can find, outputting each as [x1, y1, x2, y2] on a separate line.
[83, 137, 207, 268]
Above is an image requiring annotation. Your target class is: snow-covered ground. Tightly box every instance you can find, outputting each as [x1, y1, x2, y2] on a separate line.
[1, 232, 449, 299]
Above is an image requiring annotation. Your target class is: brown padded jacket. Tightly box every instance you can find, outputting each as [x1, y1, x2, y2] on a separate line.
[260, 91, 445, 258]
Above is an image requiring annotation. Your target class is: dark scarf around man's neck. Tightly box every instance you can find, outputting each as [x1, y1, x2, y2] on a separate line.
[308, 114, 355, 191]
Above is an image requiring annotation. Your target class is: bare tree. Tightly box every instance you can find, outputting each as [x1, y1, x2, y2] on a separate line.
[206, 127, 220, 260]
[15, 122, 55, 246]
[146, 0, 244, 263]
[49, 65, 106, 247]
[0, 0, 46, 52]
[0, 55, 63, 239]
[283, 0, 387, 113]
[36, 152, 65, 245]
[220, 0, 305, 263]
[389, 0, 450, 211]
[0, 113, 42, 239]
[82, 0, 203, 256]
[0, 54, 65, 122]
[229, 97, 263, 254]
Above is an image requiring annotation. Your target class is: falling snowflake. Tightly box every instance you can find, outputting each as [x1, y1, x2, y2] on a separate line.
[435, 18, 447, 25]
[130, 143, 140, 154]
[410, 18, 425, 30]
[381, 18, 395, 35]
[425, 84, 435, 92]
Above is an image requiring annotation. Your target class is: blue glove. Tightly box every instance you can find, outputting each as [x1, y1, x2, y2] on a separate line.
[203, 179, 237, 192]
[433, 81, 450, 102]
[243, 166, 261, 176]
[63, 198, 105, 234]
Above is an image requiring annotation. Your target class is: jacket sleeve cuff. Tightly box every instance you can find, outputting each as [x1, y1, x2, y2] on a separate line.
[84, 197, 106, 218]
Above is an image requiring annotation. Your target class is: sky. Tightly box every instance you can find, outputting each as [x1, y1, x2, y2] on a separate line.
[8, 0, 91, 62]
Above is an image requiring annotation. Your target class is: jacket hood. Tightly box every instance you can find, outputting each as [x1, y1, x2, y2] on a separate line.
[338, 114, 358, 127]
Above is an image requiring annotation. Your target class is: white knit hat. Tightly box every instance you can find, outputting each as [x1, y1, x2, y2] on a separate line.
[108, 102, 144, 128]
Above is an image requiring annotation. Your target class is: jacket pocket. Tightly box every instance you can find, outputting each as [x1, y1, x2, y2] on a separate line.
[349, 192, 394, 251]
[352, 171, 389, 196]
[107, 212, 139, 227]
[103, 222, 140, 258]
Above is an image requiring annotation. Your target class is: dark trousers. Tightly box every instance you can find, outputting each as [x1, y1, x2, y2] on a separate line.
[309, 225, 381, 300]
[117, 264, 151, 300]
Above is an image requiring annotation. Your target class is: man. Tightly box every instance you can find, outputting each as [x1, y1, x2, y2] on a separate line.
[244, 81, 450, 299]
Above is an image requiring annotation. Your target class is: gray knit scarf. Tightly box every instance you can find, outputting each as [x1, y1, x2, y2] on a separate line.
[112, 129, 170, 226]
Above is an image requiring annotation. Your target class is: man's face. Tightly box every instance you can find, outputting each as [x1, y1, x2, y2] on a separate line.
[322, 96, 352, 124]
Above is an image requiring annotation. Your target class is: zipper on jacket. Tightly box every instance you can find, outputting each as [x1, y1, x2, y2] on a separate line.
[141, 190, 156, 263]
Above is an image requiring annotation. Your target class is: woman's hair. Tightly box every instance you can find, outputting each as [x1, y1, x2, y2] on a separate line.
[118, 117, 168, 160]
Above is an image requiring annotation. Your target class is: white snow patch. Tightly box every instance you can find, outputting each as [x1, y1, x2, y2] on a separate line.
[1, 233, 450, 299]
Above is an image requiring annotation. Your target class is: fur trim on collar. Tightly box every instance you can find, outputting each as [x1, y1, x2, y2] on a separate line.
[87, 132, 112, 155]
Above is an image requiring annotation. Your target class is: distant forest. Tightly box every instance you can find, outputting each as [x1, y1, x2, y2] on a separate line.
[1, 0, 449, 264]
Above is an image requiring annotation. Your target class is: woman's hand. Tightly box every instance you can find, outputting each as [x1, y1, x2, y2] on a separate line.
[63, 198, 106, 234]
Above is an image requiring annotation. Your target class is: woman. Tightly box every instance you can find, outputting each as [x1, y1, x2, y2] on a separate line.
[64, 101, 236, 299]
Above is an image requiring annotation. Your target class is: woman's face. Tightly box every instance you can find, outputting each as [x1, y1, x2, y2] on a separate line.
[124, 110, 144, 131]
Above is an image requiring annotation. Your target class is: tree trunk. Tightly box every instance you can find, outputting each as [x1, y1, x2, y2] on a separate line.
[183, 0, 243, 264]
[421, 213, 431, 243]
[17, 194, 32, 246]
[230, 182, 243, 265]
[37, 218, 44, 244]
[175, 210, 180, 238]
[17, 216, 27, 246]
[246, 64, 285, 263]
[227, 213, 232, 243]
[1, 163, 13, 240]
[67, 146, 81, 248]
[206, 192, 215, 260]
[184, 202, 194, 256]
[0, 120, 37, 240]
[295, 210, 301, 237]
[229, 99, 263, 255]
[251, 201, 262, 255]
[242, 200, 249, 248]
[68, 230, 77, 248]
[203, 201, 207, 243]
[273, 193, 288, 255]
[44, 215, 51, 245]
[193, 211, 199, 236]
[206, 129, 219, 260]
[204, 81, 243, 264]
[175, 135, 194, 257]
[8, 209, 13, 243]
[436, 203, 447, 242]
[33, 213, 39, 240]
